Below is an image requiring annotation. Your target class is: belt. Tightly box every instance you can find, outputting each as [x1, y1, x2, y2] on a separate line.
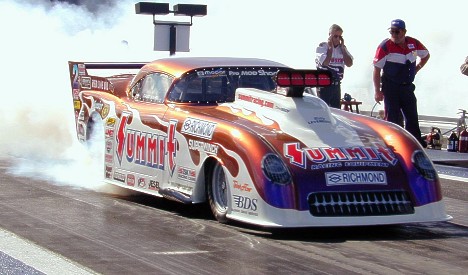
[382, 76, 412, 86]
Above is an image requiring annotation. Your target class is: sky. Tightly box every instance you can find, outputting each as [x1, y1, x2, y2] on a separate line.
[0, 0, 467, 187]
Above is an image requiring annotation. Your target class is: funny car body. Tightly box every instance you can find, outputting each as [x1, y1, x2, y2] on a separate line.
[68, 57, 451, 228]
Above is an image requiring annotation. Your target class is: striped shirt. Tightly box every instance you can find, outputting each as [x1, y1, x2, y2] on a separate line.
[316, 42, 352, 81]
[373, 36, 429, 84]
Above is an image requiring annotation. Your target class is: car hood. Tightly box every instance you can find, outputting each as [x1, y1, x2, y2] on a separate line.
[222, 88, 386, 149]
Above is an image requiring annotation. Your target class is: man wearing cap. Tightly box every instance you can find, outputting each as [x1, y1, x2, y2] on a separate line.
[373, 19, 430, 147]
[316, 24, 354, 108]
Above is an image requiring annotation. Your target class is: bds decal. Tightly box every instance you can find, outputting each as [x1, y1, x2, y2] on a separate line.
[232, 195, 258, 217]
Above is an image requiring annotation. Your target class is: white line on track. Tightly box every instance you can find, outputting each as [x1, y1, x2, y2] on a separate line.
[152, 251, 212, 255]
[438, 174, 468, 183]
[0, 228, 97, 275]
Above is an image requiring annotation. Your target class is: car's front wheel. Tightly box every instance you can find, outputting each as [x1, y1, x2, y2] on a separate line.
[207, 161, 229, 223]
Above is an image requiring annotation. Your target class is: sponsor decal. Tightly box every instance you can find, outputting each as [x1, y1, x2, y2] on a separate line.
[73, 89, 80, 99]
[196, 69, 226, 77]
[91, 79, 109, 91]
[343, 162, 392, 168]
[105, 154, 113, 164]
[307, 116, 331, 124]
[237, 94, 274, 108]
[227, 70, 276, 76]
[72, 65, 81, 88]
[177, 166, 196, 182]
[73, 100, 81, 110]
[232, 195, 258, 216]
[188, 139, 218, 155]
[105, 140, 112, 153]
[78, 74, 110, 91]
[116, 113, 177, 175]
[330, 57, 344, 64]
[101, 104, 109, 118]
[106, 118, 116, 127]
[113, 172, 125, 182]
[233, 180, 252, 192]
[77, 124, 85, 136]
[105, 166, 112, 179]
[181, 117, 216, 140]
[311, 163, 343, 169]
[138, 177, 146, 188]
[127, 174, 135, 186]
[80, 76, 92, 89]
[149, 180, 160, 191]
[233, 195, 258, 211]
[78, 64, 86, 75]
[325, 171, 387, 186]
[105, 128, 115, 139]
[275, 106, 290, 113]
[284, 143, 398, 170]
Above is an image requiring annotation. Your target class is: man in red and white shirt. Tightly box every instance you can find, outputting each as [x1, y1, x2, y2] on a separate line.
[316, 24, 354, 108]
[373, 19, 430, 147]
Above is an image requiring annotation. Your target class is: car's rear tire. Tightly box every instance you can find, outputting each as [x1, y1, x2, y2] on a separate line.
[206, 162, 229, 223]
[86, 113, 103, 143]
[85, 112, 105, 163]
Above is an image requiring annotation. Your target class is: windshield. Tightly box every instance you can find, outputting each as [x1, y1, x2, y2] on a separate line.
[167, 67, 281, 103]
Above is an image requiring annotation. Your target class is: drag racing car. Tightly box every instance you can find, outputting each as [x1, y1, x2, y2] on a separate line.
[68, 57, 451, 227]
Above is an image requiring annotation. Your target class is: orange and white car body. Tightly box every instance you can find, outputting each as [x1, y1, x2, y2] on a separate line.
[68, 57, 451, 227]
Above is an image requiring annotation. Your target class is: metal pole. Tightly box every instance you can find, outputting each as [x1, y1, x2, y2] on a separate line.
[169, 25, 176, 56]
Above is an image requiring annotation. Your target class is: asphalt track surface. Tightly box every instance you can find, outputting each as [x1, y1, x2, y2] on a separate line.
[0, 157, 467, 275]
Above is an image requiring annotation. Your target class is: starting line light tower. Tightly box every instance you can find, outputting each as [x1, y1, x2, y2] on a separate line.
[135, 2, 207, 56]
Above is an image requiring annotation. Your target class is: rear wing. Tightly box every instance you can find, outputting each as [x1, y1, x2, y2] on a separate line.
[68, 61, 147, 125]
[68, 61, 147, 92]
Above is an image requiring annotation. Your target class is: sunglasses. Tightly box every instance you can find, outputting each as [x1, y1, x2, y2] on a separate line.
[389, 29, 401, 35]
[333, 35, 342, 39]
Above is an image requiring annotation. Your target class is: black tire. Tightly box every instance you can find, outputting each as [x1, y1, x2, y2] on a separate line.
[86, 113, 103, 142]
[85, 112, 105, 163]
[206, 162, 229, 223]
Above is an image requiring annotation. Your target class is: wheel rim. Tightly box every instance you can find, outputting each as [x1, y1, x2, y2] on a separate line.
[211, 163, 228, 211]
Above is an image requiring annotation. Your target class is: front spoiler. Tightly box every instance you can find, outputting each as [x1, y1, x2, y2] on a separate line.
[227, 200, 452, 228]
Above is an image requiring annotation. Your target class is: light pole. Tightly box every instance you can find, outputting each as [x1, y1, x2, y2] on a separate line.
[135, 2, 207, 56]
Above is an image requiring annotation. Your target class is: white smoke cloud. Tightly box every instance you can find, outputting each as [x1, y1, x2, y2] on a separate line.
[0, 0, 144, 190]
[0, 0, 467, 190]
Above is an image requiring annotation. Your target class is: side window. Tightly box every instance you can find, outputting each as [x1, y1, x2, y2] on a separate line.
[130, 80, 143, 100]
[140, 73, 173, 103]
[168, 74, 233, 103]
[168, 74, 202, 102]
[205, 77, 232, 102]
